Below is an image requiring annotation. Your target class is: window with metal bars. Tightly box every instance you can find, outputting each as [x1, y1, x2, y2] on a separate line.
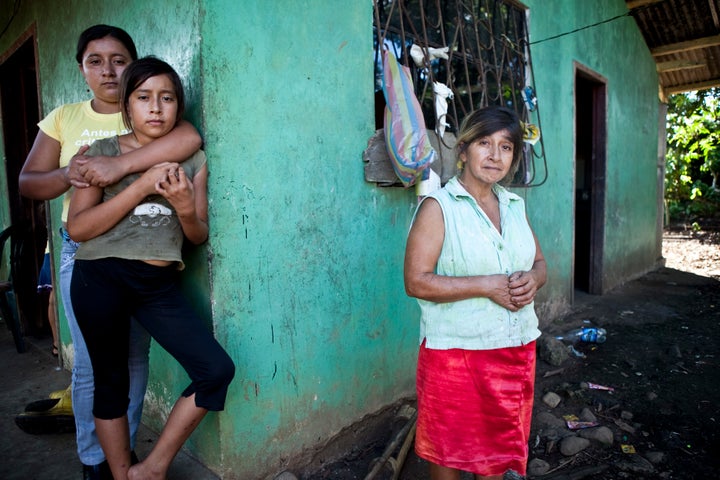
[372, 0, 547, 187]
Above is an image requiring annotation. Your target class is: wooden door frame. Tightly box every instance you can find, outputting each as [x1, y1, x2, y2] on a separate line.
[573, 62, 607, 295]
[0, 24, 49, 340]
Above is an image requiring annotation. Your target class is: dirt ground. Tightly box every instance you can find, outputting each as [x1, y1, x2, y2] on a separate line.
[306, 227, 720, 480]
[2, 228, 718, 480]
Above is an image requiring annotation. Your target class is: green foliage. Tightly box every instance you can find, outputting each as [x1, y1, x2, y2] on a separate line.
[665, 88, 720, 223]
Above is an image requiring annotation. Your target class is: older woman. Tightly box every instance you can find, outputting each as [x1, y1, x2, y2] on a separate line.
[404, 105, 547, 480]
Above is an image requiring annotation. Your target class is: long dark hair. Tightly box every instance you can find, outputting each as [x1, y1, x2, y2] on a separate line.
[119, 56, 185, 130]
[75, 25, 137, 64]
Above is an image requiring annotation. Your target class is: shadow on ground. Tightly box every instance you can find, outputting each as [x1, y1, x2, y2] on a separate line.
[304, 267, 720, 480]
[0, 326, 219, 480]
[2, 266, 718, 480]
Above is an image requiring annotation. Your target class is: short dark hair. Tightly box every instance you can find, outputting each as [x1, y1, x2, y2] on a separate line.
[76, 25, 137, 64]
[455, 106, 524, 183]
[119, 56, 186, 130]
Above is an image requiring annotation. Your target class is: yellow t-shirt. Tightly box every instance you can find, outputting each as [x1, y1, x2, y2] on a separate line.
[37, 100, 129, 221]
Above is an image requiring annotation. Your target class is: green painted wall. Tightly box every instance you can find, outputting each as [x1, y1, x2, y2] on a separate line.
[523, 0, 660, 298]
[199, 2, 417, 476]
[0, 1, 661, 478]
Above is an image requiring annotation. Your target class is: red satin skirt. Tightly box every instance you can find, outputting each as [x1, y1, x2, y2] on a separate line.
[415, 340, 536, 476]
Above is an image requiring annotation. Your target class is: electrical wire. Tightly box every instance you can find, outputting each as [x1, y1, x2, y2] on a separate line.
[529, 11, 632, 46]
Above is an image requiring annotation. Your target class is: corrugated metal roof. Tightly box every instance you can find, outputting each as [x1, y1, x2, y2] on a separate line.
[626, 0, 720, 99]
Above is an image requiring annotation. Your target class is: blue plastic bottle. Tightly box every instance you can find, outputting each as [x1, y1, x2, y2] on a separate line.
[556, 327, 607, 344]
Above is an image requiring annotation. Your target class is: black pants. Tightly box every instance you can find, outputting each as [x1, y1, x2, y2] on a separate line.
[71, 257, 235, 420]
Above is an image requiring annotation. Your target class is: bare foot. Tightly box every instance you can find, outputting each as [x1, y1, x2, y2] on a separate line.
[127, 461, 166, 480]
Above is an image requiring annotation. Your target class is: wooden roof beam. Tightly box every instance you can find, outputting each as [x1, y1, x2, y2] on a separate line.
[651, 34, 720, 56]
[664, 78, 720, 95]
[656, 59, 705, 72]
[710, 0, 720, 30]
[626, 0, 665, 9]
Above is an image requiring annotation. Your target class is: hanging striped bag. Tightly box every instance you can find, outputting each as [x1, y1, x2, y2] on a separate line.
[381, 49, 436, 187]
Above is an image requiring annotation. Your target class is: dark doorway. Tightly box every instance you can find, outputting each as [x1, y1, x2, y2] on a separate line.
[0, 30, 48, 344]
[574, 65, 607, 295]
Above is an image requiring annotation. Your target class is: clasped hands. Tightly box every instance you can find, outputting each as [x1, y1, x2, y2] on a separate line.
[490, 270, 539, 312]
[138, 163, 196, 215]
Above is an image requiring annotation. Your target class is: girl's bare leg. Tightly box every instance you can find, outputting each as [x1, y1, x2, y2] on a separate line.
[95, 415, 132, 480]
[48, 290, 59, 356]
[128, 393, 207, 480]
